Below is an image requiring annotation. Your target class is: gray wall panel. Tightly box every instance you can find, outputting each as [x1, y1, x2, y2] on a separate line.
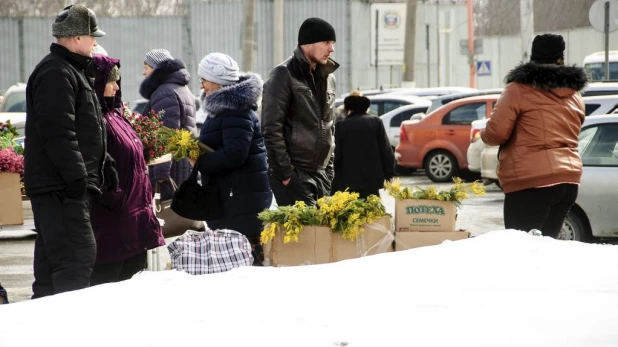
[0, 19, 21, 93]
[0, 0, 611, 106]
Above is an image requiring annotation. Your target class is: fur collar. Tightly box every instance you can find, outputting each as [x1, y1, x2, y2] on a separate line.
[139, 58, 190, 99]
[202, 73, 263, 116]
[505, 62, 588, 92]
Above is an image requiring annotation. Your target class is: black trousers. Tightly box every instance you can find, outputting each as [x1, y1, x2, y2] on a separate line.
[269, 168, 331, 207]
[30, 191, 96, 299]
[503, 184, 578, 239]
[90, 252, 148, 286]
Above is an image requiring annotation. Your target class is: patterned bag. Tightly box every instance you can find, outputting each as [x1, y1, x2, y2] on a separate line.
[167, 229, 253, 275]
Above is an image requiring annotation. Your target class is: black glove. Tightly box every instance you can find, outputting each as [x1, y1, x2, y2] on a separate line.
[103, 153, 119, 192]
[65, 178, 87, 199]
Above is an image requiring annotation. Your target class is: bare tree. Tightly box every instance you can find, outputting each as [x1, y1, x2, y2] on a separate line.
[0, 0, 186, 17]
[474, 0, 596, 36]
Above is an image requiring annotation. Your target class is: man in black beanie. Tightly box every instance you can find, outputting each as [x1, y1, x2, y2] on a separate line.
[480, 33, 587, 239]
[25, 4, 118, 299]
[261, 17, 339, 206]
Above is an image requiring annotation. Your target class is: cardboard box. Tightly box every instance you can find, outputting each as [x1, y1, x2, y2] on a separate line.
[0, 172, 24, 226]
[395, 199, 456, 232]
[265, 216, 393, 266]
[394, 231, 470, 251]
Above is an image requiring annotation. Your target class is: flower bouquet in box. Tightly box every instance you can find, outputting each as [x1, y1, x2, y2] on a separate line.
[385, 177, 486, 233]
[384, 176, 486, 207]
[122, 107, 167, 163]
[259, 191, 388, 244]
[157, 126, 213, 160]
[0, 135, 23, 155]
[0, 147, 24, 175]
[0, 120, 19, 139]
[0, 119, 24, 174]
[0, 122, 25, 224]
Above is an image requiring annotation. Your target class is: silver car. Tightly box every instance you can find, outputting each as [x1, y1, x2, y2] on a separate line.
[563, 114, 618, 241]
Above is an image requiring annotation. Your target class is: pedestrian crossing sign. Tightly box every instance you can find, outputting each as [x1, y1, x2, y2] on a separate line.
[476, 60, 491, 76]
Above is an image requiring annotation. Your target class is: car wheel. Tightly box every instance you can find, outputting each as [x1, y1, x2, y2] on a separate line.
[424, 150, 459, 182]
[559, 210, 588, 242]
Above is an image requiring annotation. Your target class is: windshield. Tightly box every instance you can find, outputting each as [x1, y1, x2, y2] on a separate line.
[585, 62, 618, 82]
[0, 89, 26, 112]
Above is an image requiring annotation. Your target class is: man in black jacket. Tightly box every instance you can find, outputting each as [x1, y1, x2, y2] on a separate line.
[25, 5, 118, 298]
[332, 92, 395, 199]
[261, 17, 339, 206]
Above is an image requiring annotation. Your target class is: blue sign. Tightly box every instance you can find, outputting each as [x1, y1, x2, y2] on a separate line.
[476, 61, 491, 76]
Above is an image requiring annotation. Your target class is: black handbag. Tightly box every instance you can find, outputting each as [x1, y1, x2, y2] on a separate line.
[171, 159, 223, 221]
[155, 179, 205, 238]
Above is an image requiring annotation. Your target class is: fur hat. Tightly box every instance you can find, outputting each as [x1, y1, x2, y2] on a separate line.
[108, 65, 120, 83]
[144, 49, 174, 69]
[198, 53, 240, 86]
[298, 17, 336, 45]
[344, 90, 370, 113]
[530, 34, 565, 64]
[52, 5, 105, 38]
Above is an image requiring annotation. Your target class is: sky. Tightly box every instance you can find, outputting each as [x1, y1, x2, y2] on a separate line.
[1, 229, 618, 347]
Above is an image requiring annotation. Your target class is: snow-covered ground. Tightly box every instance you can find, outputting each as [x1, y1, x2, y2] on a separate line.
[2, 229, 618, 346]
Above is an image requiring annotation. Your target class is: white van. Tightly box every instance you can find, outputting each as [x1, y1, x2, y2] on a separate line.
[583, 51, 618, 81]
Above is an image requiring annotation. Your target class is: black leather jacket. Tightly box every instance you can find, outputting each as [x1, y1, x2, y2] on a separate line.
[261, 48, 339, 181]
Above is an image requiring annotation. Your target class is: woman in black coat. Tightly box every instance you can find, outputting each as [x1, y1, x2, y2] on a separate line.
[332, 92, 395, 199]
[193, 52, 272, 264]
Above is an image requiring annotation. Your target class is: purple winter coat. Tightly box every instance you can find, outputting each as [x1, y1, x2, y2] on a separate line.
[90, 54, 165, 264]
[139, 59, 197, 200]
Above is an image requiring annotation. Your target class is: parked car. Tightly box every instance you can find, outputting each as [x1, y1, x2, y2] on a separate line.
[380, 104, 431, 148]
[386, 86, 478, 99]
[335, 94, 431, 117]
[562, 114, 618, 241]
[581, 82, 618, 97]
[466, 119, 487, 174]
[0, 83, 27, 137]
[395, 94, 499, 182]
[338, 88, 396, 99]
[422, 89, 503, 117]
[470, 94, 618, 188]
[582, 95, 618, 116]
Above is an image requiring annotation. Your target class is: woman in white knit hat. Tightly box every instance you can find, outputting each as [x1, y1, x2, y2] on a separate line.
[192, 52, 272, 265]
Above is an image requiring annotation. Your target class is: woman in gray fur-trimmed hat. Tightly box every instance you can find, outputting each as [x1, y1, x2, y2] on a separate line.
[138, 48, 197, 205]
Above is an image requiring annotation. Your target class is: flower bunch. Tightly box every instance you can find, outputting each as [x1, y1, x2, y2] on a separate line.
[0, 120, 18, 139]
[0, 135, 23, 155]
[259, 200, 320, 244]
[316, 191, 387, 241]
[384, 177, 486, 207]
[158, 127, 213, 160]
[259, 191, 388, 244]
[122, 107, 166, 162]
[0, 147, 24, 175]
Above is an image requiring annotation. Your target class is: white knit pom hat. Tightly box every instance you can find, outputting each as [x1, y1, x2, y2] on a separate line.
[198, 53, 240, 86]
